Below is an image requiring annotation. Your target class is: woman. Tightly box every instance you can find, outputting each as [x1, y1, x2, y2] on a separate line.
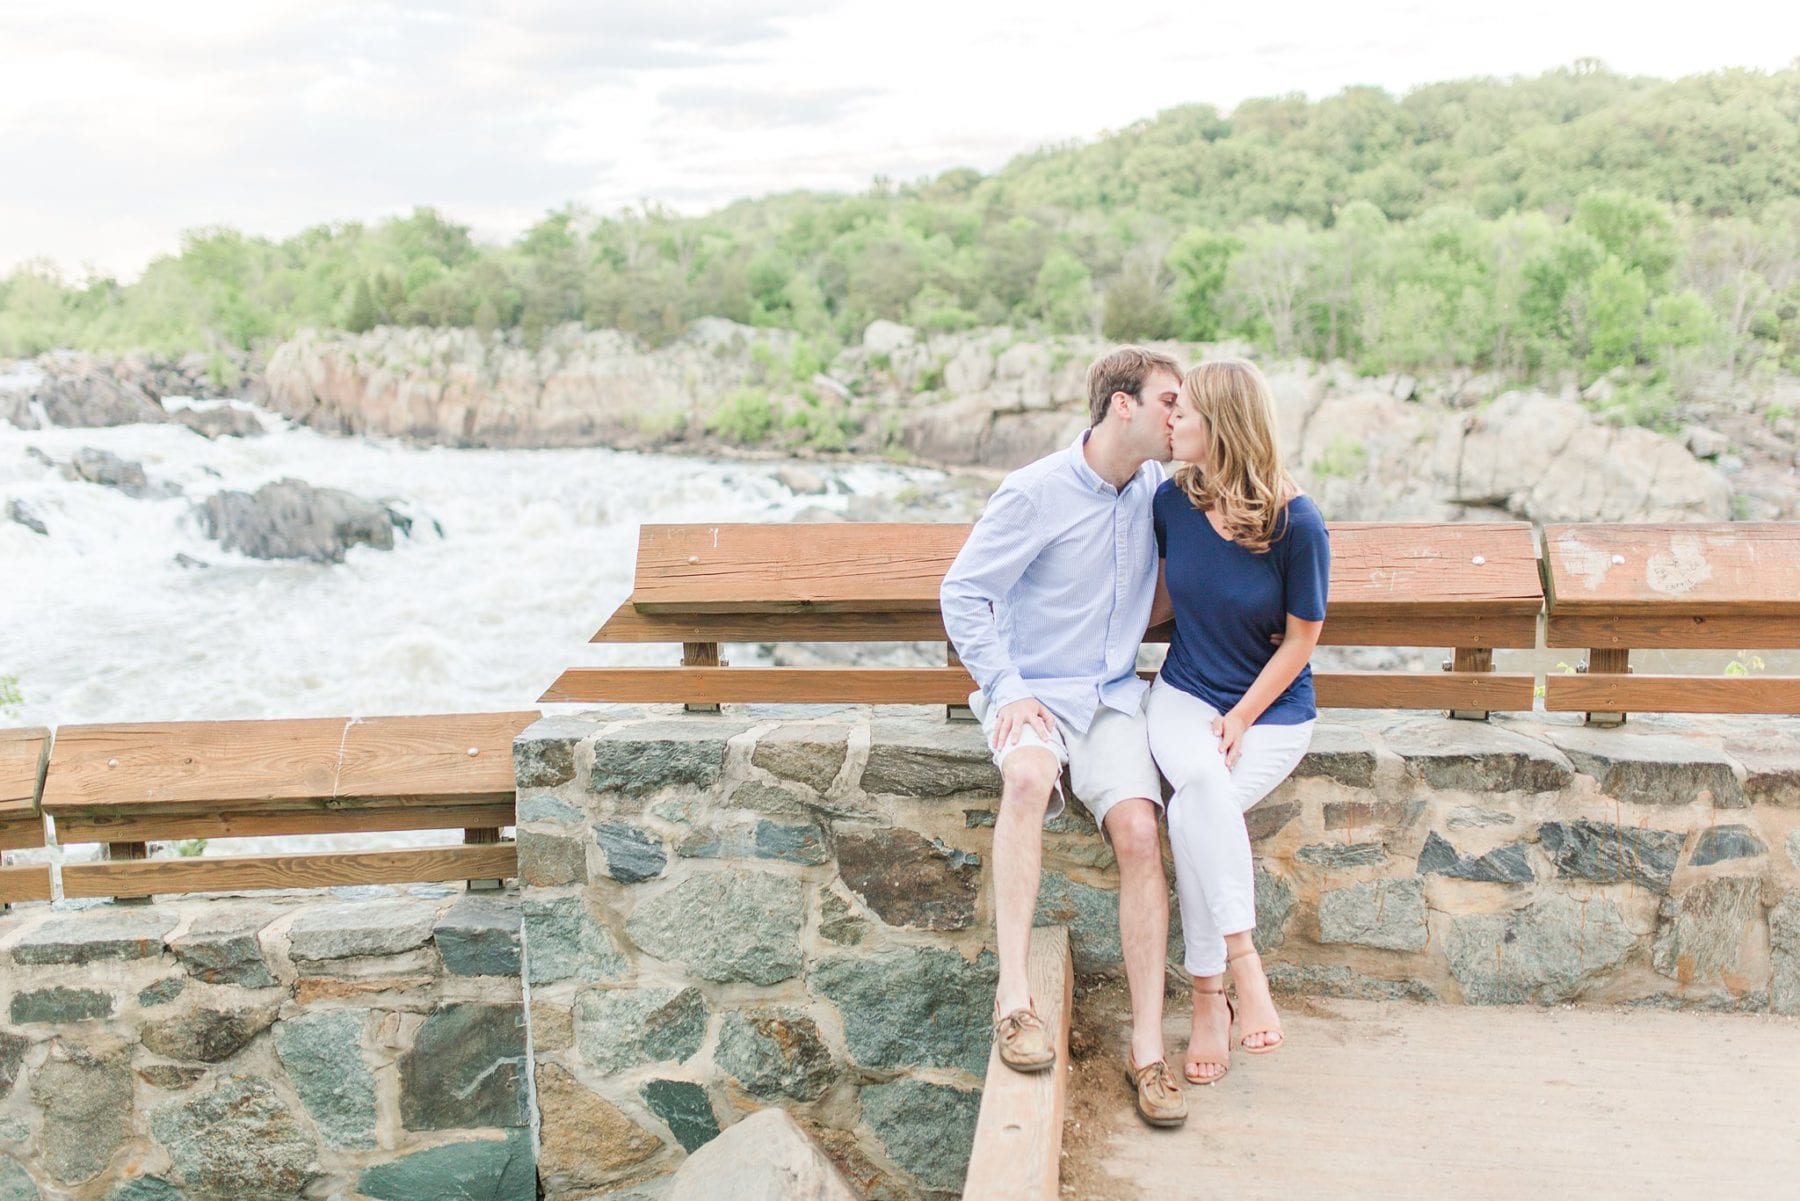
[1146, 358, 1329, 1086]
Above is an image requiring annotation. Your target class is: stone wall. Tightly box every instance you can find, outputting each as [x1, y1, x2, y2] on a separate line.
[0, 888, 531, 1201]
[514, 706, 1800, 1199]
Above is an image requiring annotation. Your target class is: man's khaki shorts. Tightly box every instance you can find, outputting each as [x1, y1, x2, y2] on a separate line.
[970, 690, 1163, 830]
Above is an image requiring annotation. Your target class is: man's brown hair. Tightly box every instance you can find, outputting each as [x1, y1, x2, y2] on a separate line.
[1086, 345, 1183, 426]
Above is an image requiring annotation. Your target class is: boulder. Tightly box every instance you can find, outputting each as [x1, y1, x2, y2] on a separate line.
[667, 1108, 859, 1201]
[195, 478, 402, 564]
[5, 499, 46, 535]
[171, 405, 263, 439]
[32, 358, 167, 427]
[62, 448, 155, 497]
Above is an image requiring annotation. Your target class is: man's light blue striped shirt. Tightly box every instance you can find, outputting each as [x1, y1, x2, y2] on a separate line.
[940, 431, 1162, 734]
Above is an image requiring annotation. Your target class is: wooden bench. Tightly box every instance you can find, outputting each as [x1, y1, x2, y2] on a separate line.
[540, 521, 1543, 718]
[40, 711, 538, 900]
[0, 727, 52, 906]
[1544, 523, 1800, 724]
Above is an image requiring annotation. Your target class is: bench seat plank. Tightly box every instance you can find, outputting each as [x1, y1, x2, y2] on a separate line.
[1544, 674, 1800, 714]
[1545, 524, 1800, 618]
[542, 667, 1535, 712]
[61, 843, 517, 900]
[42, 712, 537, 817]
[53, 802, 517, 845]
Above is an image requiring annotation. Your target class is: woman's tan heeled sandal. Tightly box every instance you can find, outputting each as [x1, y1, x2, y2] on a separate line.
[1227, 949, 1284, 1055]
[1183, 985, 1234, 1085]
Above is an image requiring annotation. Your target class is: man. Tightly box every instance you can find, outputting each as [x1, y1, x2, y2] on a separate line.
[940, 345, 1186, 1128]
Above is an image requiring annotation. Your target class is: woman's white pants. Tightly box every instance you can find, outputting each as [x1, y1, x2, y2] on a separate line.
[1146, 677, 1314, 977]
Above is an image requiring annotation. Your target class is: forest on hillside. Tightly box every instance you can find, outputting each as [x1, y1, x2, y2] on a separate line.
[4, 62, 1797, 419]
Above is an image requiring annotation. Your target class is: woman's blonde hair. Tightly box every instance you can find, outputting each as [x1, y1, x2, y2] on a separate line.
[1172, 359, 1296, 555]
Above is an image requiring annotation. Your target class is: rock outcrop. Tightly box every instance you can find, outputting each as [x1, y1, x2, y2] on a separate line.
[194, 478, 404, 564]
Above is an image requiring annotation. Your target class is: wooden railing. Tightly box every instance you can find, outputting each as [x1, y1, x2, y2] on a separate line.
[0, 711, 536, 904]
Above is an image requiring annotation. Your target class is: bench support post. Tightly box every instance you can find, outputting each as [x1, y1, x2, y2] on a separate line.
[1446, 647, 1494, 721]
[682, 642, 722, 713]
[463, 827, 504, 891]
[945, 647, 975, 723]
[1581, 648, 1630, 726]
[105, 841, 152, 904]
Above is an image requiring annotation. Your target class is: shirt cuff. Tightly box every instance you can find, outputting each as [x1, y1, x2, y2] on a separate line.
[985, 672, 1035, 712]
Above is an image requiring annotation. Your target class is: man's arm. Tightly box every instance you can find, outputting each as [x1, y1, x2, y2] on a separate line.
[940, 485, 1049, 718]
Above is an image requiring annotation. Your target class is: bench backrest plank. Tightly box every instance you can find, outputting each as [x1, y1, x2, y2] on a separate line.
[1545, 524, 1800, 619]
[42, 712, 538, 819]
[0, 727, 49, 851]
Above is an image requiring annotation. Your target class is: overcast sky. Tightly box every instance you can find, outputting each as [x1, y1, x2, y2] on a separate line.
[3, 0, 1796, 279]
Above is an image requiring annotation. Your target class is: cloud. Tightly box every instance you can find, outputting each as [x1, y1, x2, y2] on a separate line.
[655, 83, 884, 131]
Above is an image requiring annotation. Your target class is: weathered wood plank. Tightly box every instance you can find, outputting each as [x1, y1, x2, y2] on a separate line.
[1545, 613, 1800, 650]
[61, 843, 518, 899]
[0, 726, 50, 821]
[1544, 524, 1800, 617]
[962, 925, 1072, 1201]
[1314, 672, 1536, 711]
[600, 605, 1538, 650]
[629, 522, 1544, 616]
[42, 712, 537, 816]
[543, 666, 976, 705]
[52, 803, 517, 846]
[0, 864, 52, 904]
[0, 821, 49, 852]
[1544, 674, 1800, 714]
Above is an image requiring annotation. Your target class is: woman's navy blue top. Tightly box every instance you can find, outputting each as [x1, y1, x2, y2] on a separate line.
[1152, 481, 1330, 725]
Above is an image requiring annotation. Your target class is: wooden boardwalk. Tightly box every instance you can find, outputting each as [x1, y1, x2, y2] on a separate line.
[1061, 986, 1800, 1201]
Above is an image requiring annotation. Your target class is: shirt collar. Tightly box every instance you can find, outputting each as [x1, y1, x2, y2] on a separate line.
[1069, 428, 1139, 497]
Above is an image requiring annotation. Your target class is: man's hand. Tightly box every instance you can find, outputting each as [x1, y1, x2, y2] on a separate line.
[1212, 709, 1249, 770]
[992, 698, 1055, 751]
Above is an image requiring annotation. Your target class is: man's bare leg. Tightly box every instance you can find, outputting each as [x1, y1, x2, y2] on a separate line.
[992, 747, 1061, 1017]
[1104, 798, 1170, 1069]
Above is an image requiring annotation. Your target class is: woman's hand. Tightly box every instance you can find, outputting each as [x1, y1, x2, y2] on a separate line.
[1212, 709, 1249, 769]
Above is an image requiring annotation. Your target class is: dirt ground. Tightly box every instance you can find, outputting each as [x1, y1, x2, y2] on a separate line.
[1058, 978, 1800, 1201]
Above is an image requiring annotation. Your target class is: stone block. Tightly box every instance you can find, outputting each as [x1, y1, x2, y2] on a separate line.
[810, 948, 995, 1074]
[141, 1004, 279, 1063]
[0, 1159, 39, 1201]
[1447, 806, 1517, 831]
[751, 724, 850, 793]
[535, 1064, 661, 1195]
[1317, 879, 1427, 952]
[1724, 740, 1800, 808]
[1384, 718, 1572, 793]
[1416, 832, 1533, 884]
[399, 1003, 528, 1130]
[1445, 894, 1636, 1004]
[168, 910, 277, 988]
[1652, 876, 1764, 984]
[137, 977, 186, 1007]
[861, 1078, 981, 1193]
[519, 830, 589, 886]
[287, 899, 438, 962]
[515, 717, 587, 788]
[9, 987, 112, 1024]
[517, 792, 581, 823]
[1689, 825, 1766, 867]
[861, 719, 999, 797]
[433, 896, 522, 977]
[817, 889, 867, 946]
[641, 1079, 720, 1153]
[665, 1108, 859, 1201]
[1295, 842, 1388, 869]
[715, 1009, 836, 1102]
[1034, 870, 1121, 973]
[1771, 894, 1800, 1016]
[1254, 865, 1296, 953]
[136, 1065, 206, 1090]
[590, 720, 747, 796]
[32, 1037, 131, 1184]
[1245, 801, 1301, 842]
[152, 1075, 318, 1198]
[105, 1178, 182, 1201]
[574, 987, 707, 1072]
[530, 998, 574, 1051]
[9, 908, 175, 965]
[677, 819, 828, 866]
[595, 821, 669, 883]
[1266, 962, 1437, 1002]
[627, 872, 804, 985]
[359, 1128, 535, 1201]
[1291, 724, 1379, 787]
[1538, 820, 1682, 894]
[0, 1030, 29, 1096]
[1789, 832, 1800, 870]
[725, 780, 809, 817]
[1323, 799, 1424, 833]
[837, 827, 980, 931]
[522, 896, 629, 985]
[273, 1010, 376, 1149]
[1545, 727, 1743, 807]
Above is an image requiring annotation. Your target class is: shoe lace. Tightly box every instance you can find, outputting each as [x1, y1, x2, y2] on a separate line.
[999, 1008, 1044, 1037]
